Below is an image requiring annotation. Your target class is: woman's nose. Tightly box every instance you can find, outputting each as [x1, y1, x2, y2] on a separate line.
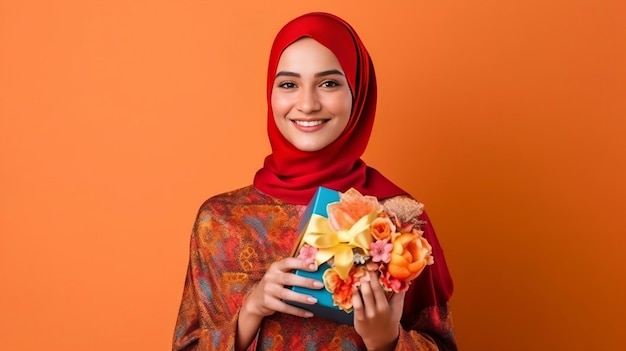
[296, 88, 321, 113]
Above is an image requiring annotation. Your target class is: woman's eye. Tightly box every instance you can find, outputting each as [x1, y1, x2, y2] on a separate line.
[278, 82, 296, 89]
[321, 80, 339, 88]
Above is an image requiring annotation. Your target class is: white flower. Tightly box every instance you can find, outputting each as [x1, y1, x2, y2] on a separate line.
[353, 253, 366, 265]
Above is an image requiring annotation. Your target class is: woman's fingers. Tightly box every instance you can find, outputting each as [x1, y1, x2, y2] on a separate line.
[389, 289, 406, 306]
[266, 258, 323, 289]
[353, 272, 399, 323]
[368, 272, 389, 308]
[277, 286, 319, 319]
[280, 304, 315, 318]
[247, 256, 323, 318]
[352, 286, 365, 321]
[271, 257, 318, 272]
[263, 287, 316, 318]
[357, 275, 377, 318]
[269, 269, 323, 289]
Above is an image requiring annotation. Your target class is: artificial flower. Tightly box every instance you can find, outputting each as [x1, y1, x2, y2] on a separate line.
[297, 244, 318, 265]
[378, 265, 410, 293]
[327, 188, 382, 231]
[388, 232, 433, 281]
[370, 215, 395, 241]
[382, 196, 424, 223]
[323, 266, 367, 311]
[295, 187, 435, 313]
[370, 239, 392, 263]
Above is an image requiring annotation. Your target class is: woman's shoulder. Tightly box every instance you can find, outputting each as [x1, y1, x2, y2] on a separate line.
[192, 186, 262, 225]
[198, 185, 254, 209]
[196, 185, 286, 213]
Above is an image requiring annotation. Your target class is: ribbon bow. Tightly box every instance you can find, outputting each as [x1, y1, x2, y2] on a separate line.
[301, 211, 378, 280]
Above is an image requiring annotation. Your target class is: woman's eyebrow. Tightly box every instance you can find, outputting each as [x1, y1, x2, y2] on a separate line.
[314, 69, 344, 77]
[275, 69, 345, 79]
[275, 71, 299, 78]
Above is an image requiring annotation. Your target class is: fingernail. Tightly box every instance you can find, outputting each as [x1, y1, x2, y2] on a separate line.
[308, 263, 317, 270]
[304, 312, 314, 318]
[307, 296, 318, 303]
[313, 281, 324, 289]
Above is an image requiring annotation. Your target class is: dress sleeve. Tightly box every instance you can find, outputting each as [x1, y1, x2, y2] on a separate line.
[172, 207, 259, 351]
[393, 302, 456, 350]
[394, 210, 457, 351]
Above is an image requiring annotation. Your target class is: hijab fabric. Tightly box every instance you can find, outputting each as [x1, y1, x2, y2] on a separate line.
[253, 12, 407, 205]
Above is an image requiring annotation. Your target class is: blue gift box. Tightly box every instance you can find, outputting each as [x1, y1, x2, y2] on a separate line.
[286, 186, 354, 326]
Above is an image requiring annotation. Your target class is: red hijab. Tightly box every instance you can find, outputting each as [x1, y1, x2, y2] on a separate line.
[254, 12, 407, 205]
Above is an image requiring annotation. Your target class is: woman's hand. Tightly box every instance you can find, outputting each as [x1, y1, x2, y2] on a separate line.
[237, 258, 324, 350]
[243, 257, 324, 319]
[352, 271, 406, 351]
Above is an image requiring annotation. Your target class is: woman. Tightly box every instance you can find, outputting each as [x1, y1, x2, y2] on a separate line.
[173, 12, 456, 351]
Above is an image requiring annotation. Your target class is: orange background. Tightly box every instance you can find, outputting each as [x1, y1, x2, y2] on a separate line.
[1, 1, 625, 350]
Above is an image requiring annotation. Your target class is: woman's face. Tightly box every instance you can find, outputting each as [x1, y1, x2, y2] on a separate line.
[271, 38, 352, 152]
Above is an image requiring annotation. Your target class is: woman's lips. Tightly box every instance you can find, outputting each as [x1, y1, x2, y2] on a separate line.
[291, 119, 329, 132]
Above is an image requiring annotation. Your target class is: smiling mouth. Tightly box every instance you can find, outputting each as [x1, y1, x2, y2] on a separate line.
[292, 120, 329, 127]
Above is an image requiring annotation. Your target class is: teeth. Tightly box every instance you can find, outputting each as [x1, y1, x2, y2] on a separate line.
[294, 120, 324, 127]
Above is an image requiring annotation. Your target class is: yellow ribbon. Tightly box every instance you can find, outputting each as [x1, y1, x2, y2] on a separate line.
[301, 211, 378, 280]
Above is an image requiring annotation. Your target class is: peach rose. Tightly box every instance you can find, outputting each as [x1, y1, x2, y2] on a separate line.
[370, 216, 395, 241]
[327, 188, 382, 231]
[387, 232, 433, 282]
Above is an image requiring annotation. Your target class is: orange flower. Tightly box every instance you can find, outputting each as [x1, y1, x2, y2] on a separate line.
[387, 232, 433, 282]
[323, 266, 367, 312]
[327, 188, 382, 231]
[370, 215, 395, 241]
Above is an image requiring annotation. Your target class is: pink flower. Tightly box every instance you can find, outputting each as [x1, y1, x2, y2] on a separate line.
[370, 239, 392, 263]
[297, 244, 318, 265]
[379, 266, 410, 293]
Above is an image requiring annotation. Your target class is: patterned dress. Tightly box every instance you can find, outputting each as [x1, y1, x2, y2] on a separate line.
[173, 186, 456, 350]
